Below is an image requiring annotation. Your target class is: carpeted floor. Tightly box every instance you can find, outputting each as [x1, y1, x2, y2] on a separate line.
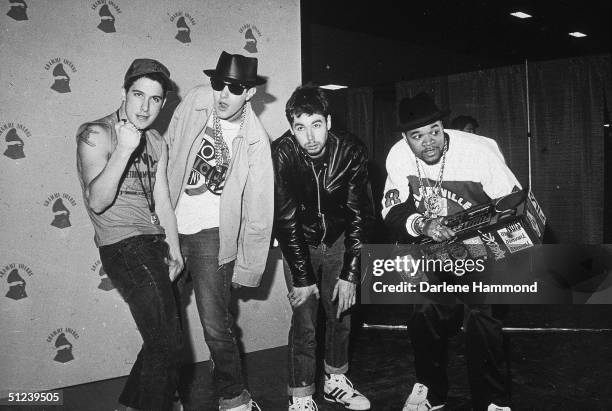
[3, 305, 611, 411]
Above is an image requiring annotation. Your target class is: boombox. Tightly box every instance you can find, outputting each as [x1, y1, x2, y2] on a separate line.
[418, 190, 546, 262]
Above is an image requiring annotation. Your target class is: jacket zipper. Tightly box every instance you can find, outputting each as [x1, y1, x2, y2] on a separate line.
[310, 161, 327, 245]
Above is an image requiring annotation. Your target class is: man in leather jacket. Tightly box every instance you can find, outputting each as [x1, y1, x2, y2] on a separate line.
[272, 84, 373, 411]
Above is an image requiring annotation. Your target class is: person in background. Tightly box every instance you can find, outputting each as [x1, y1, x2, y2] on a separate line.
[451, 114, 479, 134]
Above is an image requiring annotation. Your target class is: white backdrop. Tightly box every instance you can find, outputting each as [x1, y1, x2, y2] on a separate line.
[0, 0, 300, 396]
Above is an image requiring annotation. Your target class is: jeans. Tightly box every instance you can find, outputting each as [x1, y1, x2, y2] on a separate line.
[178, 228, 250, 410]
[99, 234, 182, 411]
[409, 303, 511, 410]
[284, 236, 351, 397]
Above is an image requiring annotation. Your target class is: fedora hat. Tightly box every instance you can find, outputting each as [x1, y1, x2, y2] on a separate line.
[203, 51, 266, 87]
[396, 92, 450, 131]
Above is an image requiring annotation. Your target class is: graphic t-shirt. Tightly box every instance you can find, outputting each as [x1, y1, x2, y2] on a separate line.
[77, 112, 164, 247]
[382, 129, 520, 219]
[175, 116, 240, 234]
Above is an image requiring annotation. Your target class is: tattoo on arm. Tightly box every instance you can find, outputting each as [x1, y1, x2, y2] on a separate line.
[77, 125, 99, 147]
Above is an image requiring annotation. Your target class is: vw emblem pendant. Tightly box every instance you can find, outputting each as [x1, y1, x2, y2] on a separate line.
[150, 212, 160, 225]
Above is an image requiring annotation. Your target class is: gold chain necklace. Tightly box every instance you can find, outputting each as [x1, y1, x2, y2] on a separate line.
[212, 107, 247, 172]
[415, 142, 447, 218]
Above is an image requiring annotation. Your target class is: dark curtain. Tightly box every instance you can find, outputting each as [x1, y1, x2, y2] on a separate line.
[529, 55, 610, 243]
[346, 87, 374, 158]
[447, 65, 529, 186]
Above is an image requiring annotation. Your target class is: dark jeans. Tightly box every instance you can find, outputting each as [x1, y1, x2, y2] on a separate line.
[409, 303, 511, 410]
[99, 234, 182, 411]
[178, 228, 250, 410]
[284, 237, 351, 397]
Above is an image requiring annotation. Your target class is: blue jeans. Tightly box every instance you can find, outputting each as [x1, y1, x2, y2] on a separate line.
[284, 237, 351, 397]
[99, 234, 182, 411]
[178, 228, 251, 410]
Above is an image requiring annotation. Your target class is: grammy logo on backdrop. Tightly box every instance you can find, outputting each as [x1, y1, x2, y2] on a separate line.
[239, 24, 261, 53]
[44, 193, 77, 229]
[168, 11, 196, 44]
[6, 0, 28, 21]
[47, 328, 79, 363]
[91, 0, 121, 33]
[45, 58, 77, 94]
[91, 259, 115, 291]
[1, 263, 33, 301]
[1, 123, 30, 160]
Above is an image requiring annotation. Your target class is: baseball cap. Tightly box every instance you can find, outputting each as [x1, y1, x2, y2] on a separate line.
[124, 58, 173, 90]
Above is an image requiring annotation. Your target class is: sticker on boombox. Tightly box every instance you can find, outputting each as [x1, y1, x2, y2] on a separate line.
[497, 223, 534, 253]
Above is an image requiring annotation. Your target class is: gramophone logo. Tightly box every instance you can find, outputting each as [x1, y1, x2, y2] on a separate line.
[1, 122, 30, 160]
[238, 23, 261, 53]
[91, 0, 121, 33]
[91, 259, 114, 291]
[1, 263, 33, 301]
[45, 58, 77, 94]
[47, 328, 80, 363]
[6, 0, 28, 21]
[44, 193, 77, 229]
[168, 11, 196, 44]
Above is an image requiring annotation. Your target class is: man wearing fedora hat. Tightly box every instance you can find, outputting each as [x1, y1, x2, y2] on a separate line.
[165, 51, 272, 411]
[381, 92, 519, 411]
[76, 58, 184, 411]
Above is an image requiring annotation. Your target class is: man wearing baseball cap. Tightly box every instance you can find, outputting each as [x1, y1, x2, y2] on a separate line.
[382, 92, 519, 411]
[76, 58, 183, 411]
[165, 51, 273, 411]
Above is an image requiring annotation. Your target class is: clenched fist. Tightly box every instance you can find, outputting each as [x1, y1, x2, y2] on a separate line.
[115, 119, 142, 152]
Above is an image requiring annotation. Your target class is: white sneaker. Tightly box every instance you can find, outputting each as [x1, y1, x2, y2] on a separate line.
[487, 404, 511, 411]
[225, 399, 262, 411]
[172, 393, 183, 411]
[288, 395, 318, 411]
[323, 374, 371, 410]
[403, 383, 445, 411]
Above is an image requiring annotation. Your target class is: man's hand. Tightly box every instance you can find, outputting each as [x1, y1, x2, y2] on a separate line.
[332, 279, 356, 319]
[166, 251, 184, 282]
[288, 284, 319, 308]
[115, 120, 142, 152]
[424, 217, 456, 242]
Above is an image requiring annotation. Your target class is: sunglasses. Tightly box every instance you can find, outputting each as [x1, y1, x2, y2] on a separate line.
[210, 78, 247, 95]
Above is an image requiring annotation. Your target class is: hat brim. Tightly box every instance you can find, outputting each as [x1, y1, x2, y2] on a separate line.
[203, 69, 266, 86]
[395, 109, 450, 132]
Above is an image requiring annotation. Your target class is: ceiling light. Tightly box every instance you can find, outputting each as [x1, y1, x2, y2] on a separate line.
[319, 84, 348, 90]
[569, 31, 587, 38]
[510, 11, 532, 19]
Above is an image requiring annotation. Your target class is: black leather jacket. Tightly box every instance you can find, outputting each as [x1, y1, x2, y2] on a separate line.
[272, 129, 373, 287]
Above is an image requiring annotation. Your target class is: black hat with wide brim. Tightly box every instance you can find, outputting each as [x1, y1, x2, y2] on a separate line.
[204, 51, 266, 87]
[396, 91, 450, 132]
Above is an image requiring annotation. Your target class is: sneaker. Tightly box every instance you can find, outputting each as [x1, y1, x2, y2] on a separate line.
[323, 374, 371, 410]
[172, 392, 183, 411]
[402, 383, 445, 411]
[289, 395, 318, 411]
[225, 400, 262, 411]
[487, 404, 511, 411]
